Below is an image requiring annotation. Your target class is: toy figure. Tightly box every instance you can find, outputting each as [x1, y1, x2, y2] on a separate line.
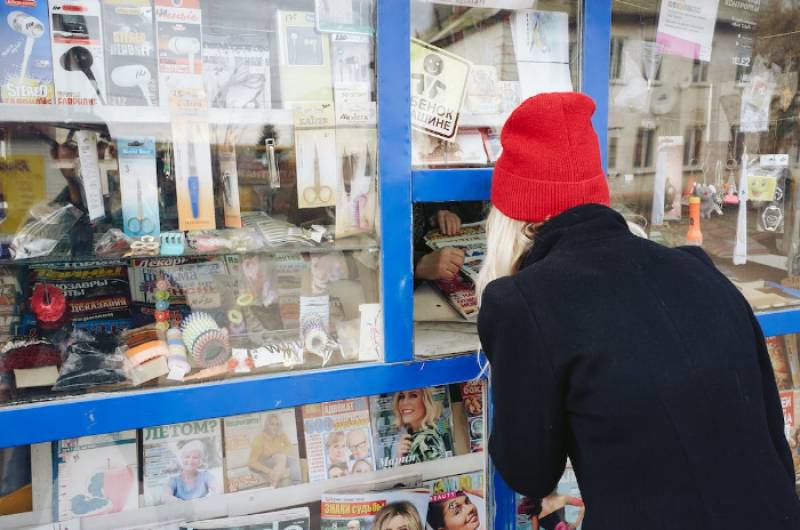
[694, 184, 722, 219]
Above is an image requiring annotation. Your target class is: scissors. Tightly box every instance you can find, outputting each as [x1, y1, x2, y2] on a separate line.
[302, 144, 333, 205]
[127, 179, 155, 235]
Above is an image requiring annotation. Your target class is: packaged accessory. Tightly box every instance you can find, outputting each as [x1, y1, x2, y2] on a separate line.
[295, 103, 337, 209]
[10, 202, 82, 260]
[118, 137, 159, 237]
[165, 328, 190, 380]
[52, 331, 128, 391]
[76, 130, 105, 221]
[180, 312, 230, 368]
[1, 2, 54, 104]
[686, 196, 702, 246]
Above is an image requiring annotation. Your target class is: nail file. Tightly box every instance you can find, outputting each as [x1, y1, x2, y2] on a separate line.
[76, 131, 105, 221]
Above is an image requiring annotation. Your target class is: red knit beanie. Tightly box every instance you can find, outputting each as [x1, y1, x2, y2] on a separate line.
[491, 92, 610, 223]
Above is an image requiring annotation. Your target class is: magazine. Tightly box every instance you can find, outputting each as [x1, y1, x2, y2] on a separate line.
[370, 386, 455, 470]
[223, 409, 302, 493]
[427, 489, 487, 530]
[142, 419, 224, 506]
[181, 507, 311, 530]
[424, 223, 486, 285]
[301, 397, 375, 481]
[52, 431, 138, 521]
[766, 336, 794, 390]
[423, 471, 484, 497]
[433, 276, 478, 321]
[321, 486, 431, 530]
[459, 381, 484, 452]
[0, 445, 31, 516]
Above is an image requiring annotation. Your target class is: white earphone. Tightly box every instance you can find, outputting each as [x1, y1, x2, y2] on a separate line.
[7, 11, 44, 83]
[168, 36, 200, 74]
[111, 64, 153, 106]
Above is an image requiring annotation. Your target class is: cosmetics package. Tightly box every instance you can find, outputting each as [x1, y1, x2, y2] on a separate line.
[75, 130, 105, 221]
[294, 102, 338, 209]
[275, 10, 333, 107]
[201, 0, 271, 109]
[117, 137, 160, 237]
[0, 0, 54, 104]
[154, 0, 203, 106]
[172, 119, 215, 231]
[49, 0, 107, 106]
[335, 101, 377, 238]
[101, 0, 158, 106]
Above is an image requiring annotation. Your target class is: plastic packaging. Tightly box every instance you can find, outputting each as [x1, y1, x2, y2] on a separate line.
[10, 202, 83, 259]
[52, 330, 128, 391]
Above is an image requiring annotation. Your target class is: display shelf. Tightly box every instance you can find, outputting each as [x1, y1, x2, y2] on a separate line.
[0, 235, 379, 267]
[1, 452, 484, 530]
[0, 353, 484, 449]
[0, 103, 294, 127]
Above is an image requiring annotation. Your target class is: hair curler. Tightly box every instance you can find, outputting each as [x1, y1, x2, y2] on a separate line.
[60, 46, 106, 105]
[111, 64, 153, 106]
[7, 11, 44, 83]
[168, 36, 200, 74]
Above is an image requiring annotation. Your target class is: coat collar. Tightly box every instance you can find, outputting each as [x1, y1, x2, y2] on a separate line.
[520, 204, 630, 269]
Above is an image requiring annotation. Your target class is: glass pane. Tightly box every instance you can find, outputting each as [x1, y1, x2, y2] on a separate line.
[410, 0, 581, 169]
[413, 201, 486, 359]
[1, 381, 487, 528]
[0, 0, 381, 407]
[609, 0, 800, 311]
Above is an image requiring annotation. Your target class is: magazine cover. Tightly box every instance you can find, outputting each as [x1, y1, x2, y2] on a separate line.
[427, 489, 487, 530]
[301, 397, 374, 481]
[433, 276, 478, 321]
[52, 430, 138, 521]
[423, 471, 483, 497]
[321, 488, 431, 530]
[181, 506, 311, 530]
[223, 409, 302, 493]
[201, 0, 271, 109]
[142, 419, 223, 506]
[459, 381, 484, 453]
[424, 222, 486, 284]
[0, 445, 31, 516]
[102, 0, 158, 106]
[370, 386, 455, 470]
[0, 0, 54, 104]
[766, 335, 794, 390]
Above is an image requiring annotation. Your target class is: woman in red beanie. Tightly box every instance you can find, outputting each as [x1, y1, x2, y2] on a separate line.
[477, 92, 800, 529]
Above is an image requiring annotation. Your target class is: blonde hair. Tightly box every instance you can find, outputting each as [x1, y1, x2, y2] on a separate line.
[392, 388, 442, 430]
[325, 431, 345, 448]
[476, 206, 647, 303]
[476, 207, 535, 304]
[374, 501, 423, 530]
[179, 439, 206, 460]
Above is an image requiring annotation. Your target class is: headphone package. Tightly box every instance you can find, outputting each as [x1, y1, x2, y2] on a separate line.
[0, 0, 54, 104]
[154, 0, 203, 107]
[101, 0, 158, 107]
[49, 0, 108, 106]
[201, 0, 272, 110]
[275, 10, 332, 108]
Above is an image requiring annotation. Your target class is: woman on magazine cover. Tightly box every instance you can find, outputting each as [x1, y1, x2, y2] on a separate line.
[247, 413, 292, 488]
[373, 501, 423, 530]
[427, 491, 482, 530]
[392, 388, 450, 464]
[477, 92, 800, 529]
[162, 440, 219, 503]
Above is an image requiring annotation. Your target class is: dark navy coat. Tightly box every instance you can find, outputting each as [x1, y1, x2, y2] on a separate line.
[478, 204, 800, 529]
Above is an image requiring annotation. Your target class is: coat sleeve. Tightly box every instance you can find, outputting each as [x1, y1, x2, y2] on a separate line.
[478, 276, 567, 498]
[678, 246, 796, 483]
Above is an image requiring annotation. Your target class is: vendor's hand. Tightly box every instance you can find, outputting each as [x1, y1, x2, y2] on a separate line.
[437, 210, 462, 236]
[415, 247, 465, 281]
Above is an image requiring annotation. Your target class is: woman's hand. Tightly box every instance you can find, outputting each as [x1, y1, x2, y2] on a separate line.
[437, 210, 462, 235]
[397, 433, 413, 458]
[415, 247, 465, 281]
[540, 493, 584, 520]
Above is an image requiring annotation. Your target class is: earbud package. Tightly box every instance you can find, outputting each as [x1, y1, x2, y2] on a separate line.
[275, 10, 333, 107]
[201, 0, 271, 110]
[49, 0, 107, 105]
[331, 33, 372, 107]
[0, 0, 55, 104]
[154, 0, 203, 107]
[101, 0, 158, 106]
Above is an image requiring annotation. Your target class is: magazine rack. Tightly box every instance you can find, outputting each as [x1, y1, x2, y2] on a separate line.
[2, 1, 800, 530]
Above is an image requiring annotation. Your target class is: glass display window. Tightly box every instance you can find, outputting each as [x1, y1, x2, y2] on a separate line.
[410, 0, 581, 169]
[0, 0, 382, 408]
[608, 0, 800, 312]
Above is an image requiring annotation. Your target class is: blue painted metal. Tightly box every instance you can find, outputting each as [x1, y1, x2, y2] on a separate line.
[377, 0, 414, 362]
[756, 309, 800, 337]
[582, 0, 612, 172]
[413, 168, 492, 202]
[488, 387, 517, 530]
[0, 354, 485, 449]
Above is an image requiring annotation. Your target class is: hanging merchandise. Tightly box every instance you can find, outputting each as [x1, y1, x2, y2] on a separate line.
[410, 39, 470, 141]
[651, 136, 683, 226]
[0, 1, 54, 104]
[172, 120, 215, 231]
[331, 33, 372, 107]
[753, 154, 789, 233]
[734, 152, 749, 265]
[724, 160, 739, 205]
[315, 0, 374, 35]
[102, 0, 158, 107]
[740, 58, 776, 133]
[335, 101, 377, 238]
[76, 130, 105, 221]
[49, 0, 107, 106]
[117, 137, 160, 237]
[655, 0, 719, 62]
[218, 143, 242, 228]
[510, 10, 572, 99]
[295, 103, 337, 209]
[201, 0, 271, 110]
[686, 196, 702, 246]
[154, 0, 203, 107]
[694, 184, 721, 219]
[275, 10, 333, 107]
